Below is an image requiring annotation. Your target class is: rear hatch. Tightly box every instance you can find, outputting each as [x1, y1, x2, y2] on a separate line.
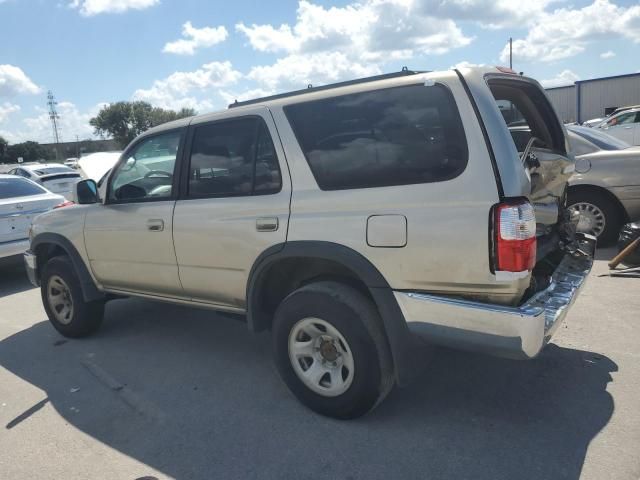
[458, 68, 580, 302]
[484, 74, 577, 264]
[487, 76, 573, 224]
[39, 173, 81, 198]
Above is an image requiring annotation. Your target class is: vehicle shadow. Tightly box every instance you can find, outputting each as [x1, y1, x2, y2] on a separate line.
[0, 299, 615, 480]
[0, 257, 34, 299]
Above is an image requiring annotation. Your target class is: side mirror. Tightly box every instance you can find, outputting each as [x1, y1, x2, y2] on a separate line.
[74, 179, 99, 204]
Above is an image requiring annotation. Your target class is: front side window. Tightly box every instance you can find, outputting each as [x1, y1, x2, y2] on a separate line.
[608, 112, 635, 127]
[284, 84, 468, 190]
[188, 117, 281, 197]
[109, 131, 182, 202]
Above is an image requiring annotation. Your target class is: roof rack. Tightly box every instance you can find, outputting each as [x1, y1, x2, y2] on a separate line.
[228, 67, 427, 109]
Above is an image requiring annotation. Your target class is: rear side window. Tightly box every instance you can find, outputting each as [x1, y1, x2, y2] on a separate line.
[187, 117, 282, 197]
[284, 84, 468, 190]
[0, 177, 46, 199]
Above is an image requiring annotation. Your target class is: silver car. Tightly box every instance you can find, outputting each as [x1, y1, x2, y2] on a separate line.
[565, 126, 640, 244]
[511, 125, 640, 244]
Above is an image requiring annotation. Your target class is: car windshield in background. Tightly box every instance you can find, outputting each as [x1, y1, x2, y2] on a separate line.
[567, 125, 630, 151]
[0, 177, 46, 199]
[33, 166, 75, 176]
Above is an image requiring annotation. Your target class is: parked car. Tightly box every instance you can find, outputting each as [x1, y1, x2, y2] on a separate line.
[510, 124, 640, 244]
[24, 67, 595, 419]
[567, 125, 640, 243]
[595, 107, 640, 145]
[582, 105, 640, 129]
[64, 158, 79, 169]
[7, 163, 82, 200]
[1, 175, 67, 260]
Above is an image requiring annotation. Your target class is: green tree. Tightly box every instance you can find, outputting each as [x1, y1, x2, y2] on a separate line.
[0, 136, 8, 162]
[90, 101, 196, 148]
[4, 141, 54, 163]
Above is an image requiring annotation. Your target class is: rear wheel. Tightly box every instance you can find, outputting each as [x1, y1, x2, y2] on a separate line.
[41, 256, 104, 338]
[568, 189, 623, 246]
[272, 281, 394, 419]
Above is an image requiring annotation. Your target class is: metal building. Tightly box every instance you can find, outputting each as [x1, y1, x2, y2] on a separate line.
[546, 72, 640, 124]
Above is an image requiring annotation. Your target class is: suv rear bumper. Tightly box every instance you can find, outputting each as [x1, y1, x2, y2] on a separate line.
[394, 234, 596, 359]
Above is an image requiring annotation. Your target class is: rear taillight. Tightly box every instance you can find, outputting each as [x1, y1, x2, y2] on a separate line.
[493, 200, 536, 273]
[53, 200, 74, 209]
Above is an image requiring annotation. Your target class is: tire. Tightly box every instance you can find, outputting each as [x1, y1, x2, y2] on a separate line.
[567, 189, 623, 246]
[41, 256, 104, 338]
[272, 281, 394, 419]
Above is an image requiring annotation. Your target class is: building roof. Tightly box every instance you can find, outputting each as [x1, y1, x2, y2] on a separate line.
[546, 72, 640, 90]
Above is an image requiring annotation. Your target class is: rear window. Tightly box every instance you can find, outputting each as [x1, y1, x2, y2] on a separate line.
[0, 177, 46, 199]
[284, 84, 468, 190]
[33, 166, 75, 175]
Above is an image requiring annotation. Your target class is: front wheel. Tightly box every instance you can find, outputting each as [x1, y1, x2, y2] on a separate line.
[41, 256, 104, 338]
[272, 281, 394, 419]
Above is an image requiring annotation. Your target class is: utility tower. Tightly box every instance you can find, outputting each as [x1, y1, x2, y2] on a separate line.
[47, 90, 62, 144]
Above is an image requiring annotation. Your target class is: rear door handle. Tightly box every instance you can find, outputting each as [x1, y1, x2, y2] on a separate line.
[147, 219, 164, 232]
[256, 217, 278, 232]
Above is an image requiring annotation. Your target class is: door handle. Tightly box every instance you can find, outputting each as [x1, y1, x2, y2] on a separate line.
[147, 219, 165, 232]
[256, 217, 279, 232]
[623, 126, 632, 129]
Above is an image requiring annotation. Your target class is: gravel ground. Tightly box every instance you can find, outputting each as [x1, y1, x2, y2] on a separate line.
[0, 249, 639, 480]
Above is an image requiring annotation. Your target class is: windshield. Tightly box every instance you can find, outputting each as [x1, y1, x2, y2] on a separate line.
[32, 166, 75, 176]
[567, 125, 630, 151]
[0, 177, 47, 199]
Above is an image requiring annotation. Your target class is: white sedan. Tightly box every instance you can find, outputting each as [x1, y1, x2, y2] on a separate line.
[0, 175, 68, 260]
[7, 163, 82, 200]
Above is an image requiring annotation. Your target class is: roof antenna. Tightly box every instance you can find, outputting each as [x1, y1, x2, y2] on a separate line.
[307, 84, 313, 89]
[402, 66, 408, 71]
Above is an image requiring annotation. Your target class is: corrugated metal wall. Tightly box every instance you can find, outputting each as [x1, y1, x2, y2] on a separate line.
[578, 76, 640, 122]
[546, 86, 576, 123]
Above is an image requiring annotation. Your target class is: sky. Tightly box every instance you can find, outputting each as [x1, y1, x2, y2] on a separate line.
[1, 0, 639, 144]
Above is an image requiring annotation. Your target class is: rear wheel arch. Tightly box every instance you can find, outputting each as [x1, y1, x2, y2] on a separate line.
[31, 233, 103, 302]
[247, 241, 423, 386]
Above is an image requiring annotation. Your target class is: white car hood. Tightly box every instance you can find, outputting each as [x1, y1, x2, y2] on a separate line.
[78, 152, 121, 182]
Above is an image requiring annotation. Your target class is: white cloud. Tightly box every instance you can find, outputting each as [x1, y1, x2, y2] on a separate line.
[69, 0, 158, 16]
[449, 61, 488, 70]
[237, 1, 471, 60]
[1, 102, 105, 144]
[132, 61, 241, 111]
[247, 52, 381, 92]
[237, 0, 471, 91]
[500, 0, 640, 63]
[540, 69, 580, 88]
[0, 65, 40, 97]
[0, 102, 20, 123]
[163, 22, 228, 55]
[428, 0, 557, 29]
[600, 50, 616, 59]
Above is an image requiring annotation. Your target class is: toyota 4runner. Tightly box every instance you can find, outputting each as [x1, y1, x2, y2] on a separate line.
[24, 67, 595, 419]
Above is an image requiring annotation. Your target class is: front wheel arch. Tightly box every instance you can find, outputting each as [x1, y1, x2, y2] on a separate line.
[31, 233, 103, 302]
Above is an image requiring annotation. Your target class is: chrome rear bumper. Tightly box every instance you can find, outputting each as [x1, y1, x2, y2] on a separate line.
[395, 234, 596, 359]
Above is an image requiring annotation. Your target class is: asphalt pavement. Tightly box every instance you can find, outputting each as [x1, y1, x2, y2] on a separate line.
[0, 250, 639, 480]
